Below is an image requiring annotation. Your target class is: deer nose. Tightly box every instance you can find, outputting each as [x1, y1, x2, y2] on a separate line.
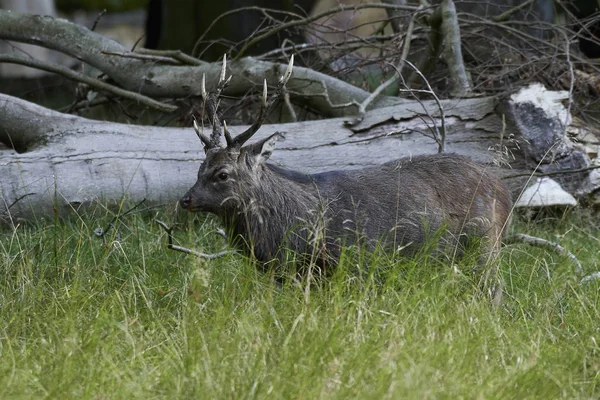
[180, 195, 191, 209]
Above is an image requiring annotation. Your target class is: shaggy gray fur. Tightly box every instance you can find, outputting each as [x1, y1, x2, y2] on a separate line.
[180, 139, 512, 274]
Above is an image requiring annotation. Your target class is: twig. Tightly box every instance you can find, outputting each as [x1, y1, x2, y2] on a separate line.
[90, 9, 107, 31]
[215, 228, 228, 240]
[101, 51, 179, 64]
[381, 0, 408, 33]
[501, 165, 600, 180]
[65, 97, 111, 114]
[6, 193, 36, 210]
[397, 59, 446, 153]
[258, 34, 397, 59]
[94, 198, 148, 239]
[491, 0, 535, 23]
[192, 6, 304, 57]
[135, 48, 205, 66]
[1, 192, 36, 224]
[347, 7, 421, 126]
[507, 233, 582, 276]
[155, 220, 237, 259]
[0, 54, 177, 113]
[233, 3, 423, 60]
[131, 33, 145, 52]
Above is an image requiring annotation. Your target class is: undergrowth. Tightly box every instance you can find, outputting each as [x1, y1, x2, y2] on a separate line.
[0, 209, 598, 399]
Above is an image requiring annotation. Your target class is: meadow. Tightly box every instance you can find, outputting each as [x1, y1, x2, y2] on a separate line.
[0, 207, 598, 399]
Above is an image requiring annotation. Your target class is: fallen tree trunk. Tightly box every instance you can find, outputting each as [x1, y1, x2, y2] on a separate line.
[1, 83, 597, 224]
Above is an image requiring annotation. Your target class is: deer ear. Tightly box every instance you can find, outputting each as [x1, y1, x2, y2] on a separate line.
[245, 132, 283, 164]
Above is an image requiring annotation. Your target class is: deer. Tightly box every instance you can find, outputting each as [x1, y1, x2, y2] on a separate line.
[179, 55, 513, 303]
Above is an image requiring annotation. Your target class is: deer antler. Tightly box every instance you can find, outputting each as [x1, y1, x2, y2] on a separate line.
[229, 55, 294, 148]
[194, 54, 232, 150]
[193, 54, 294, 151]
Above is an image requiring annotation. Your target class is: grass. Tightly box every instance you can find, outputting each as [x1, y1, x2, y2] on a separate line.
[0, 208, 599, 399]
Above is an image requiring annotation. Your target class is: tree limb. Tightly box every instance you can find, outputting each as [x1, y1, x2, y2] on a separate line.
[507, 233, 582, 275]
[155, 220, 237, 259]
[0, 10, 407, 117]
[0, 53, 178, 113]
[440, 0, 471, 97]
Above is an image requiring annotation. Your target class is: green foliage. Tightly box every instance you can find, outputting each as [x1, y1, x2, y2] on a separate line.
[0, 210, 599, 399]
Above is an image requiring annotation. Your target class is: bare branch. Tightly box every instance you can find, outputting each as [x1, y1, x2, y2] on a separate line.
[192, 6, 305, 57]
[135, 48, 205, 66]
[440, 0, 471, 97]
[0, 10, 403, 117]
[90, 9, 107, 31]
[156, 220, 237, 259]
[94, 198, 148, 241]
[491, 0, 536, 23]
[348, 7, 421, 126]
[507, 233, 582, 276]
[398, 60, 446, 153]
[381, 0, 408, 33]
[258, 34, 397, 59]
[233, 3, 423, 60]
[100, 51, 180, 64]
[581, 272, 600, 284]
[501, 165, 600, 180]
[0, 53, 177, 113]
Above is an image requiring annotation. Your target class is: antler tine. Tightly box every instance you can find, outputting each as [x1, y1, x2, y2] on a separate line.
[193, 116, 212, 148]
[230, 56, 294, 148]
[198, 54, 234, 149]
[222, 120, 233, 147]
[201, 73, 207, 100]
[219, 54, 227, 84]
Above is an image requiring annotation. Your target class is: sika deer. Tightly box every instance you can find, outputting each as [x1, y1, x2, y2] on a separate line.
[179, 56, 512, 302]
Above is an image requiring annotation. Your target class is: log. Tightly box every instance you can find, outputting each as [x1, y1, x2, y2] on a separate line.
[1, 84, 597, 223]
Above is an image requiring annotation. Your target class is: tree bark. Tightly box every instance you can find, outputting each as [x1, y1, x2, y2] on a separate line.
[0, 0, 57, 78]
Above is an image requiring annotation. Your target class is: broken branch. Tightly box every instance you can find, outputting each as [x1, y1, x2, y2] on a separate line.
[156, 220, 237, 259]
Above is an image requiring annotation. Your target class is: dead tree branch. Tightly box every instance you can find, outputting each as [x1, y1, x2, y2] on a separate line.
[349, 7, 421, 126]
[230, 2, 423, 60]
[397, 60, 446, 153]
[0, 53, 177, 113]
[0, 10, 406, 117]
[135, 48, 206, 66]
[507, 233, 582, 275]
[156, 220, 237, 259]
[440, 0, 471, 97]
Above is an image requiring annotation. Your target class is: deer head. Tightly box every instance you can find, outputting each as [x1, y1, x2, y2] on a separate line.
[179, 55, 294, 215]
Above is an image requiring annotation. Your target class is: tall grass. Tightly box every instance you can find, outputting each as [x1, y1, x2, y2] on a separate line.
[0, 209, 598, 399]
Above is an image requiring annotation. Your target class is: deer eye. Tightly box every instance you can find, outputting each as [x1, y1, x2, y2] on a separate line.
[217, 172, 229, 181]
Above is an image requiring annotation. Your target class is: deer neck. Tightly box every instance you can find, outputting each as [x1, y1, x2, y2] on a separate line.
[225, 165, 322, 261]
